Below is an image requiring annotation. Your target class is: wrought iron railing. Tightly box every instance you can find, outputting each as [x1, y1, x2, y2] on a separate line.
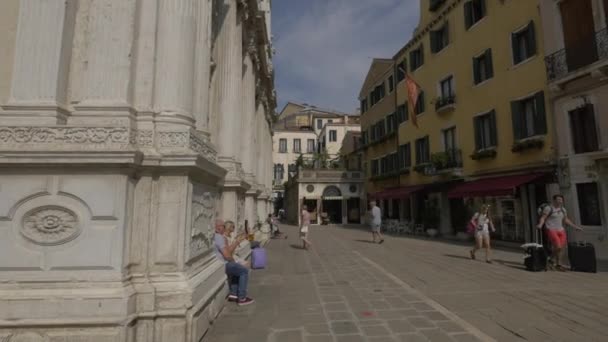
[545, 27, 608, 81]
[431, 148, 462, 171]
[435, 95, 456, 111]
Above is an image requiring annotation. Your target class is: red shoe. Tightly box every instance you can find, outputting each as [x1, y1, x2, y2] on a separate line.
[238, 297, 255, 306]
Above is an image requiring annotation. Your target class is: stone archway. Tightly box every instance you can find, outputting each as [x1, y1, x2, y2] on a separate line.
[322, 186, 342, 198]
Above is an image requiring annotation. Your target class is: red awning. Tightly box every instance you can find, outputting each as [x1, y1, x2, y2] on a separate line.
[447, 173, 546, 198]
[374, 185, 426, 199]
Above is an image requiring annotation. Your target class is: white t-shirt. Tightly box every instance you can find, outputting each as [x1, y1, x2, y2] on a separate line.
[543, 206, 567, 231]
[472, 213, 490, 232]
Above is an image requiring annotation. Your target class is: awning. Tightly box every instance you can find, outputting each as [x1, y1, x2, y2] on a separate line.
[447, 173, 546, 198]
[374, 185, 426, 200]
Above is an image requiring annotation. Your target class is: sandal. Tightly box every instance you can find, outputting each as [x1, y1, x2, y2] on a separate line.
[469, 250, 476, 260]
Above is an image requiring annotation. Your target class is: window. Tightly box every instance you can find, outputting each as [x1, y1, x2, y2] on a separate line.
[317, 119, 323, 129]
[511, 92, 547, 140]
[410, 45, 424, 71]
[415, 136, 430, 164]
[397, 104, 409, 124]
[474, 110, 498, 151]
[430, 23, 449, 53]
[288, 163, 297, 173]
[360, 99, 368, 113]
[396, 61, 407, 82]
[576, 183, 602, 226]
[388, 75, 395, 93]
[512, 21, 537, 65]
[398, 143, 412, 169]
[328, 119, 333, 123]
[293, 139, 301, 153]
[371, 159, 379, 176]
[415, 91, 425, 115]
[370, 83, 386, 106]
[307, 139, 316, 153]
[279, 138, 287, 153]
[386, 113, 396, 133]
[569, 104, 599, 154]
[464, 0, 486, 29]
[329, 130, 337, 142]
[473, 49, 494, 85]
[380, 156, 388, 174]
[443, 127, 456, 152]
[440, 76, 454, 99]
[274, 164, 284, 181]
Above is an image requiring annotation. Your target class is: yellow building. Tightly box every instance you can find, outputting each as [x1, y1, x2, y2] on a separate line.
[361, 0, 558, 242]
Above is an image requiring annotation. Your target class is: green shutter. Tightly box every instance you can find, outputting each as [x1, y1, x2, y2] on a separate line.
[527, 21, 537, 57]
[485, 49, 494, 79]
[473, 57, 480, 84]
[511, 100, 523, 140]
[534, 91, 547, 135]
[474, 117, 482, 150]
[489, 110, 498, 146]
[512, 32, 520, 64]
[464, 1, 473, 29]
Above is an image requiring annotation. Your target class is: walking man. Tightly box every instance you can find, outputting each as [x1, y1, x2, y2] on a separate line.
[537, 195, 583, 271]
[369, 201, 384, 244]
[300, 204, 312, 249]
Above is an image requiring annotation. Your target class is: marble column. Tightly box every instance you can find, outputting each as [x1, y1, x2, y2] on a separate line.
[214, 0, 247, 225]
[242, 49, 258, 226]
[152, 0, 196, 125]
[193, 0, 212, 132]
[5, 0, 77, 124]
[256, 101, 268, 218]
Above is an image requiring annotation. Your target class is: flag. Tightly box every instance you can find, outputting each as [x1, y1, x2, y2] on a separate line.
[405, 75, 421, 128]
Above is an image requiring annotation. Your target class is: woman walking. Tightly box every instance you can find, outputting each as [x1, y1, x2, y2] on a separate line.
[300, 204, 313, 250]
[469, 204, 496, 263]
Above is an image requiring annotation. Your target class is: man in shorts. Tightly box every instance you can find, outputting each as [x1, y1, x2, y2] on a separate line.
[300, 204, 312, 250]
[537, 194, 583, 271]
[369, 201, 384, 244]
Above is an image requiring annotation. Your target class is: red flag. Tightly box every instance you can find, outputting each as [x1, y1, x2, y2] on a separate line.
[405, 75, 421, 128]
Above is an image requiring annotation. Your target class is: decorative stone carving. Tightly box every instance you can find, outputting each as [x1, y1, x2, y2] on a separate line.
[190, 130, 217, 162]
[0, 126, 130, 148]
[190, 183, 218, 259]
[129, 129, 154, 147]
[21, 206, 81, 246]
[158, 130, 218, 162]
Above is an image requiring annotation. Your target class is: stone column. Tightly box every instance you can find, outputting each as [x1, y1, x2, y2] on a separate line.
[152, 0, 197, 125]
[255, 100, 267, 219]
[4, 0, 77, 124]
[214, 0, 248, 225]
[242, 42, 258, 226]
[193, 0, 212, 131]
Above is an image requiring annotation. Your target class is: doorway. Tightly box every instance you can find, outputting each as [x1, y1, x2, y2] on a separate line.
[322, 199, 343, 224]
[347, 198, 361, 223]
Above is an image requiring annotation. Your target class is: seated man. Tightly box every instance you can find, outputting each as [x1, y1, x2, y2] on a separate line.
[214, 219, 254, 306]
[223, 222, 251, 268]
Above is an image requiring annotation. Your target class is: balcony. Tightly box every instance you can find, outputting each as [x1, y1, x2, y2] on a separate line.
[416, 149, 463, 176]
[435, 95, 456, 113]
[545, 28, 608, 84]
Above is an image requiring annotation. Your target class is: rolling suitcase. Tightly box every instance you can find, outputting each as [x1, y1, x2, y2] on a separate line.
[251, 248, 267, 269]
[523, 230, 547, 272]
[568, 241, 597, 273]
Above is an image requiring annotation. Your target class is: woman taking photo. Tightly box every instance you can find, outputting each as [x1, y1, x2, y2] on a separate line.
[469, 204, 496, 263]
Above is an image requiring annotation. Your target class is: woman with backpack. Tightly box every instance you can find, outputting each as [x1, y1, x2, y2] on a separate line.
[468, 204, 496, 263]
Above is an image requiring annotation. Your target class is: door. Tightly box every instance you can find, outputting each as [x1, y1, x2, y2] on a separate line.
[560, 0, 598, 70]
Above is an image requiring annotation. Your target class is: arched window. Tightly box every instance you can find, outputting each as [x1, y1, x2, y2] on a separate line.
[322, 186, 342, 198]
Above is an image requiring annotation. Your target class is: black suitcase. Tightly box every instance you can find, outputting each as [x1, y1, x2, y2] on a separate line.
[568, 242, 597, 273]
[524, 230, 547, 272]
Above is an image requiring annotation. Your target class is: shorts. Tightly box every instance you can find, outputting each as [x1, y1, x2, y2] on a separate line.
[475, 230, 490, 239]
[300, 226, 309, 239]
[546, 229, 567, 248]
[371, 224, 381, 233]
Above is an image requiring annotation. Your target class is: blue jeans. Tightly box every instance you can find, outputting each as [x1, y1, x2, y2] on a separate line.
[225, 262, 248, 299]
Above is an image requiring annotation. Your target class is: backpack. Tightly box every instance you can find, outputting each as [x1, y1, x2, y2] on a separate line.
[537, 203, 552, 217]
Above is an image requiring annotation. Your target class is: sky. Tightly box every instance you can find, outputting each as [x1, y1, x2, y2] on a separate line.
[272, 0, 420, 114]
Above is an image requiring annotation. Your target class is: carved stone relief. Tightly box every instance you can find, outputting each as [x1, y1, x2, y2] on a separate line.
[189, 183, 218, 259]
[21, 206, 81, 246]
[0, 126, 130, 148]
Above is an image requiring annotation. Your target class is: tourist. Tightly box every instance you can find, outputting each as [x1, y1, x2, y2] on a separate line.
[300, 204, 312, 249]
[369, 201, 384, 244]
[268, 213, 287, 239]
[214, 219, 255, 306]
[469, 204, 495, 263]
[223, 222, 251, 268]
[537, 194, 583, 271]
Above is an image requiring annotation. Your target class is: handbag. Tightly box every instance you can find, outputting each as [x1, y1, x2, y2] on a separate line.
[466, 221, 476, 235]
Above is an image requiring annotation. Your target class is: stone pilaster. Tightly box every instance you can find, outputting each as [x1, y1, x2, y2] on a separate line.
[242, 42, 258, 226]
[3, 0, 77, 124]
[193, 0, 213, 132]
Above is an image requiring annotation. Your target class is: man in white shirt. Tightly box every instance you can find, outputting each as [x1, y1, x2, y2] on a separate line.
[369, 201, 384, 244]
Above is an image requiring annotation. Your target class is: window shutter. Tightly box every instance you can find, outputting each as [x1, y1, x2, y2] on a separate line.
[584, 105, 599, 152]
[511, 32, 520, 64]
[420, 45, 425, 66]
[420, 91, 425, 113]
[415, 140, 421, 164]
[511, 100, 523, 141]
[444, 23, 449, 47]
[430, 31, 437, 53]
[464, 1, 473, 29]
[480, 0, 486, 17]
[485, 49, 494, 79]
[489, 110, 498, 146]
[406, 144, 411, 167]
[534, 91, 547, 135]
[409, 51, 415, 71]
[473, 57, 480, 84]
[474, 117, 482, 151]
[527, 21, 537, 57]
[404, 102, 409, 121]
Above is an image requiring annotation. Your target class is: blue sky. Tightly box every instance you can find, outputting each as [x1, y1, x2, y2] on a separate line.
[272, 0, 420, 114]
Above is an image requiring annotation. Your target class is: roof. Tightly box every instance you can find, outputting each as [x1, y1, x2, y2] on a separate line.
[279, 101, 356, 117]
[359, 59, 394, 99]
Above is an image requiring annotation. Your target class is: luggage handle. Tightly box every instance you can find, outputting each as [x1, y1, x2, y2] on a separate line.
[568, 227, 587, 246]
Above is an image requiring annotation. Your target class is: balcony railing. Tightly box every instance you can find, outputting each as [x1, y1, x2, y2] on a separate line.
[430, 149, 463, 172]
[545, 27, 608, 81]
[435, 95, 456, 112]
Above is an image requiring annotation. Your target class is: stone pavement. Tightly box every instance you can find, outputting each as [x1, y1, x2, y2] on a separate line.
[204, 225, 608, 342]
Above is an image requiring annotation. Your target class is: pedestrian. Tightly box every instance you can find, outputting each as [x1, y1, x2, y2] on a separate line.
[469, 204, 495, 263]
[369, 201, 384, 244]
[214, 219, 255, 306]
[223, 222, 251, 269]
[300, 204, 312, 249]
[537, 194, 583, 271]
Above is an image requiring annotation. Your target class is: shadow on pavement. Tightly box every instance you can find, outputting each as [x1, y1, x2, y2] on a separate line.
[289, 244, 305, 250]
[443, 254, 471, 261]
[494, 259, 527, 271]
[354, 239, 377, 244]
